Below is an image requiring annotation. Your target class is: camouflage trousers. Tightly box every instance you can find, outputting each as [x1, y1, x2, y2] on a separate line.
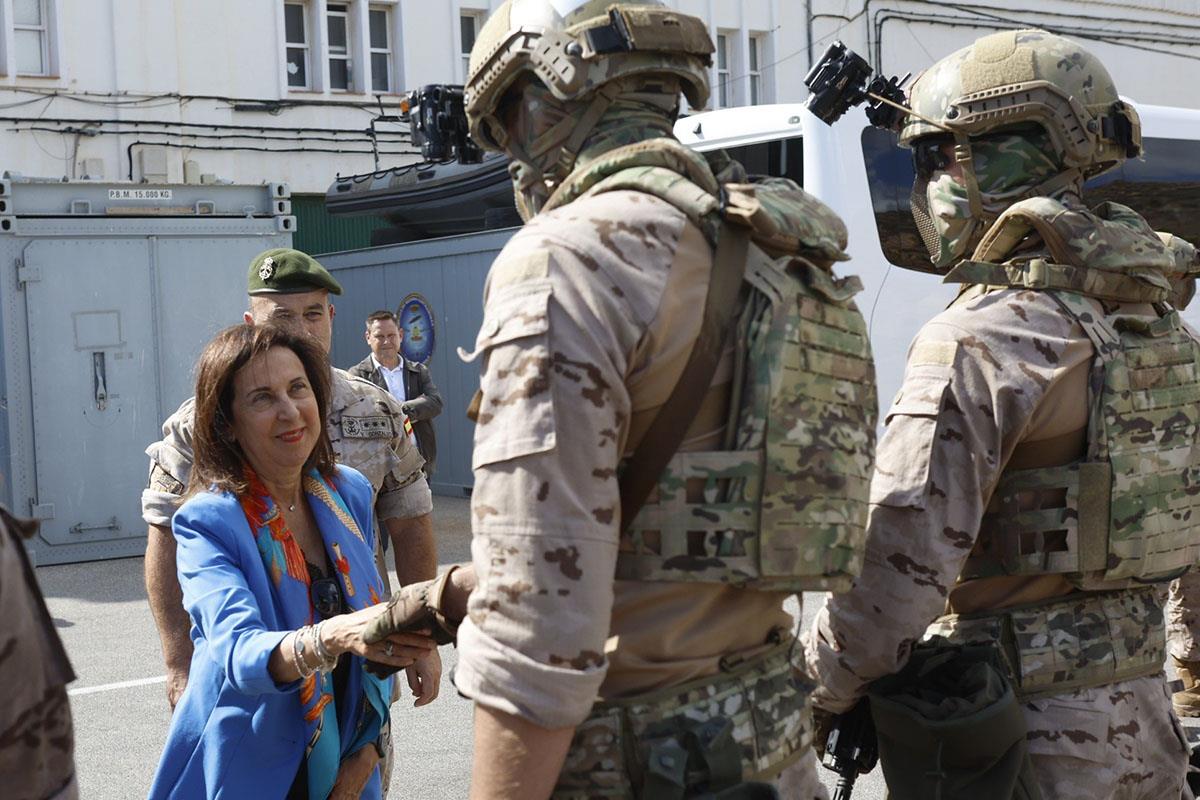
[1168, 571, 1200, 661]
[552, 641, 817, 798]
[1023, 673, 1189, 800]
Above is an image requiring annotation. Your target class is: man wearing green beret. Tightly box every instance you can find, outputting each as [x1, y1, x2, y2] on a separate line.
[141, 248, 442, 729]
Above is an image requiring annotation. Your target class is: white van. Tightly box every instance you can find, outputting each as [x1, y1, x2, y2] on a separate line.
[675, 102, 1200, 424]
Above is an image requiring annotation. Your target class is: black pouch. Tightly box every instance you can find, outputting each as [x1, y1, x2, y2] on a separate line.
[867, 637, 1042, 800]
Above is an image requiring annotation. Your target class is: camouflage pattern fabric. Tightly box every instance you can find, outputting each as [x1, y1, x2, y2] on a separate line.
[900, 29, 1138, 179]
[546, 135, 875, 591]
[926, 587, 1165, 701]
[553, 643, 812, 798]
[142, 367, 431, 590]
[0, 508, 78, 800]
[806, 185, 1190, 796]
[452, 178, 827, 795]
[1168, 571, 1200, 661]
[947, 201, 1200, 587]
[1021, 674, 1188, 800]
[920, 131, 1067, 270]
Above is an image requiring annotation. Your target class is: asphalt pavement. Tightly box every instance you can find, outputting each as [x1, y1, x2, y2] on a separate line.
[42, 494, 910, 799]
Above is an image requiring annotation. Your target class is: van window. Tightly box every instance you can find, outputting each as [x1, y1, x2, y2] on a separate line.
[723, 135, 803, 185]
[862, 127, 1200, 270]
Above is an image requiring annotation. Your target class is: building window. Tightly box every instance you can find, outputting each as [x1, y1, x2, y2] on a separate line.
[14, 0, 50, 76]
[327, 3, 352, 91]
[460, 12, 482, 79]
[748, 35, 764, 105]
[716, 32, 731, 108]
[369, 6, 392, 92]
[284, 2, 311, 89]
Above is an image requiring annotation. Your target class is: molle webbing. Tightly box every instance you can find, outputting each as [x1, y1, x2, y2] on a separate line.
[552, 641, 809, 798]
[964, 291, 1200, 588]
[925, 587, 1166, 700]
[584, 141, 873, 592]
[616, 254, 875, 591]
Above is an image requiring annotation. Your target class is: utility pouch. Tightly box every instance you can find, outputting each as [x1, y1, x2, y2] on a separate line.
[868, 638, 1042, 800]
[553, 641, 808, 798]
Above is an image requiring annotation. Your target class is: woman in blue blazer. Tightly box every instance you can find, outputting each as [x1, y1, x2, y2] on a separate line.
[149, 324, 433, 800]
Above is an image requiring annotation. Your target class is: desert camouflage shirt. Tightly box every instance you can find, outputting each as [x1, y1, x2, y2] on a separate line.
[453, 189, 793, 730]
[802, 284, 1196, 713]
[142, 367, 431, 530]
[0, 508, 77, 800]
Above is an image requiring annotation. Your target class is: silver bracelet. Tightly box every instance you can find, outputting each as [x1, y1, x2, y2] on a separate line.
[312, 620, 337, 672]
[291, 626, 316, 679]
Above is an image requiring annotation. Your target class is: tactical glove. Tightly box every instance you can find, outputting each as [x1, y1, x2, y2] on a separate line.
[364, 565, 461, 648]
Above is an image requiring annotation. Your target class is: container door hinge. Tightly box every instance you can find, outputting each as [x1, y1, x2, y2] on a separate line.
[29, 501, 55, 520]
[17, 261, 40, 285]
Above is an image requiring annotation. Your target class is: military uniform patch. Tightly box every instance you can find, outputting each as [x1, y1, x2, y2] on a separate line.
[341, 415, 393, 439]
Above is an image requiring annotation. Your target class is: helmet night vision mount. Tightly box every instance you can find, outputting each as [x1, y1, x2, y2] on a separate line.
[804, 42, 913, 130]
[400, 84, 484, 164]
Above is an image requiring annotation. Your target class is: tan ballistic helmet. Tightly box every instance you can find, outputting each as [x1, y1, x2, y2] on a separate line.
[900, 29, 1141, 179]
[464, 0, 714, 153]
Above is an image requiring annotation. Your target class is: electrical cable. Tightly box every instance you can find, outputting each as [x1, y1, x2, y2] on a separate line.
[0, 113, 409, 137]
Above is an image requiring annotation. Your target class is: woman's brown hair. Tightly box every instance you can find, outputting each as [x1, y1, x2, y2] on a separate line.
[187, 323, 335, 497]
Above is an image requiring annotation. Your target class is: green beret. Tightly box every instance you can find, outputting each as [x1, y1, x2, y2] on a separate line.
[246, 248, 343, 296]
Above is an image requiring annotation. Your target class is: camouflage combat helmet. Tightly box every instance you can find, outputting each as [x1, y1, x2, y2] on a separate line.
[899, 29, 1141, 271]
[900, 29, 1141, 176]
[465, 1, 713, 152]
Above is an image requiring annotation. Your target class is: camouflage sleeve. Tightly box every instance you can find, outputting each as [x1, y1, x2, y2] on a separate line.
[453, 212, 661, 730]
[804, 290, 1080, 713]
[141, 397, 196, 527]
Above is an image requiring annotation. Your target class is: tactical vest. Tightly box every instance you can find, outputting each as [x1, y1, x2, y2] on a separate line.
[545, 138, 877, 594]
[944, 198, 1200, 591]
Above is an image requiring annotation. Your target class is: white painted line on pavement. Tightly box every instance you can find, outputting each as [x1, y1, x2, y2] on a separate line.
[69, 675, 167, 696]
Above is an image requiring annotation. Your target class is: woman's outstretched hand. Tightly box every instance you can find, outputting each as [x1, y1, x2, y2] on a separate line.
[323, 603, 436, 670]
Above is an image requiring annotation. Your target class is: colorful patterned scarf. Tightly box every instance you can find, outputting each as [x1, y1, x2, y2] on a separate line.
[239, 466, 389, 800]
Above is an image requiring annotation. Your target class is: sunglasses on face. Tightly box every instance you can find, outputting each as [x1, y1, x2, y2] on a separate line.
[911, 137, 956, 181]
[310, 577, 344, 620]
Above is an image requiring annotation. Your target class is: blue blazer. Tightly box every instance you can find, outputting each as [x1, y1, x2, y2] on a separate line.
[149, 465, 387, 800]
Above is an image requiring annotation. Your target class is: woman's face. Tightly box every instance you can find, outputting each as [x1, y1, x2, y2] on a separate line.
[228, 346, 321, 481]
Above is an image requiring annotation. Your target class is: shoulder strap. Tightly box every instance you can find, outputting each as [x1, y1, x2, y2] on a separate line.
[618, 223, 751, 535]
[944, 259, 1172, 303]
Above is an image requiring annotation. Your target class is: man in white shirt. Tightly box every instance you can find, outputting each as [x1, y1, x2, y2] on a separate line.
[350, 310, 443, 476]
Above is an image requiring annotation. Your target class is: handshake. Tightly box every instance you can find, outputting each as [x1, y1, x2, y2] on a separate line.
[363, 565, 466, 677]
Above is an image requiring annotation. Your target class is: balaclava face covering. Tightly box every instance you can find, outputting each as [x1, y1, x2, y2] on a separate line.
[913, 128, 1069, 270]
[503, 78, 678, 220]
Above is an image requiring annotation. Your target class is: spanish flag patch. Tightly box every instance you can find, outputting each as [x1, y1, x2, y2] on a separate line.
[403, 416, 413, 437]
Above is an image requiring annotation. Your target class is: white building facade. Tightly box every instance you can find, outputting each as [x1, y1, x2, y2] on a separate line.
[0, 0, 1196, 235]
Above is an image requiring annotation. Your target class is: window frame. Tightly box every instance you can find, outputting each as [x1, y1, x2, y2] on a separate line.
[283, 1, 312, 90]
[459, 11, 483, 82]
[368, 5, 392, 94]
[715, 31, 732, 109]
[748, 34, 764, 106]
[326, 2, 353, 92]
[13, 0, 51, 77]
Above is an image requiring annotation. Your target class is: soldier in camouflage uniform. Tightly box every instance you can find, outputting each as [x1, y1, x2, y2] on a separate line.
[802, 29, 1199, 799]
[364, 2, 880, 798]
[0, 506, 77, 800]
[142, 248, 441, 720]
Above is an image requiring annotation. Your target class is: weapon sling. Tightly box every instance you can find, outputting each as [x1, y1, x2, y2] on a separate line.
[619, 221, 751, 534]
